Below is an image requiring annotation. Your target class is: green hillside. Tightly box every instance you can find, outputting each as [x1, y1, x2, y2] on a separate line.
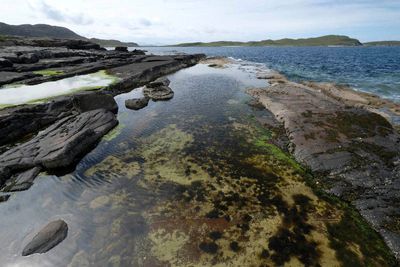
[172, 35, 362, 47]
[364, 41, 400, 46]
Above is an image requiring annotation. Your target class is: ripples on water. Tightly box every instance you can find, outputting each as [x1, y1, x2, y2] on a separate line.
[142, 46, 400, 102]
[0, 63, 395, 266]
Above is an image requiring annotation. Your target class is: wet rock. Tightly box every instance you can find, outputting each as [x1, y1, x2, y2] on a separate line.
[125, 97, 150, 110]
[147, 77, 171, 88]
[22, 219, 68, 256]
[0, 194, 10, 203]
[0, 57, 13, 68]
[0, 109, 118, 177]
[0, 92, 118, 147]
[143, 78, 174, 101]
[18, 53, 39, 64]
[248, 79, 400, 260]
[131, 49, 146, 55]
[115, 46, 128, 52]
[3, 167, 41, 192]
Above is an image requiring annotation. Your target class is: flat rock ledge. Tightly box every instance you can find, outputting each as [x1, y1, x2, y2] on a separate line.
[22, 219, 68, 256]
[0, 108, 118, 190]
[248, 75, 400, 260]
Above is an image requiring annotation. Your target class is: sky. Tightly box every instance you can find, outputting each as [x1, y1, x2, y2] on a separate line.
[1, 0, 400, 45]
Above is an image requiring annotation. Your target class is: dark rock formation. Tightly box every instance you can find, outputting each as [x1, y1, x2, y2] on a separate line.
[22, 219, 68, 256]
[248, 79, 400, 260]
[131, 49, 146, 55]
[0, 92, 118, 147]
[143, 77, 174, 101]
[0, 109, 118, 170]
[2, 167, 41, 192]
[115, 46, 128, 52]
[125, 97, 150, 110]
[0, 58, 13, 67]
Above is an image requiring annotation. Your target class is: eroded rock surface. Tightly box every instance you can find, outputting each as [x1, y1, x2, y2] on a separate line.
[143, 77, 174, 101]
[248, 77, 400, 260]
[22, 219, 68, 256]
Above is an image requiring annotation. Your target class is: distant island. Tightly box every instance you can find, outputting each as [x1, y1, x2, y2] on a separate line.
[364, 41, 400, 46]
[172, 35, 400, 47]
[0, 22, 138, 47]
[172, 35, 362, 47]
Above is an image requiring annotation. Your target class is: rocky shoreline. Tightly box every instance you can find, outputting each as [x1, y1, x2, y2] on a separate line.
[0, 37, 204, 194]
[242, 62, 400, 260]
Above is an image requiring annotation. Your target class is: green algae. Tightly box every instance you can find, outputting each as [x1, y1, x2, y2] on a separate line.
[33, 69, 65, 76]
[327, 202, 397, 267]
[102, 123, 126, 142]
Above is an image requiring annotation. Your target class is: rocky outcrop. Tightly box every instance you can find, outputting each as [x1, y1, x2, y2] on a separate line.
[0, 92, 117, 147]
[115, 46, 128, 52]
[22, 220, 68, 256]
[143, 77, 174, 101]
[125, 97, 150, 110]
[0, 109, 117, 185]
[2, 167, 41, 192]
[248, 76, 400, 260]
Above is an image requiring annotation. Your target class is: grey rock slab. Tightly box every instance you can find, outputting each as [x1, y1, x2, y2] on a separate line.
[248, 81, 400, 260]
[0, 109, 118, 172]
[22, 219, 68, 256]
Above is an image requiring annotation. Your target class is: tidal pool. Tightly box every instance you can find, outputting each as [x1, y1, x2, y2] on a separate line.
[0, 70, 118, 106]
[0, 62, 396, 266]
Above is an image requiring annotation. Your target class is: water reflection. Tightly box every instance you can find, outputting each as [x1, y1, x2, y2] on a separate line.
[0, 70, 117, 105]
[0, 63, 394, 266]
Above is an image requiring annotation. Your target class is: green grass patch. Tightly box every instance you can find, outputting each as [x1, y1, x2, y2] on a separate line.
[33, 69, 65, 76]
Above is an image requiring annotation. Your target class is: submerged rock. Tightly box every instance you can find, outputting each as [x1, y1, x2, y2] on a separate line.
[143, 78, 174, 101]
[125, 97, 150, 110]
[22, 219, 68, 256]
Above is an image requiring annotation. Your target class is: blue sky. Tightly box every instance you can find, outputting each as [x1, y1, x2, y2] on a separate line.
[2, 0, 400, 44]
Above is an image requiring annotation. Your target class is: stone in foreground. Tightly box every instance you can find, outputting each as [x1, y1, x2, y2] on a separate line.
[22, 219, 68, 256]
[125, 97, 150, 110]
[143, 78, 174, 101]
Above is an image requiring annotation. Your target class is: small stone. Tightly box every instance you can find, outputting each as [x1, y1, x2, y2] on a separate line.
[125, 97, 150, 110]
[22, 220, 68, 256]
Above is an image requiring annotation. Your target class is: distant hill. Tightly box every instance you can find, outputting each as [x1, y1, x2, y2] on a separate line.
[172, 35, 363, 47]
[0, 22, 137, 47]
[0, 22, 83, 39]
[89, 38, 138, 47]
[364, 41, 400, 46]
